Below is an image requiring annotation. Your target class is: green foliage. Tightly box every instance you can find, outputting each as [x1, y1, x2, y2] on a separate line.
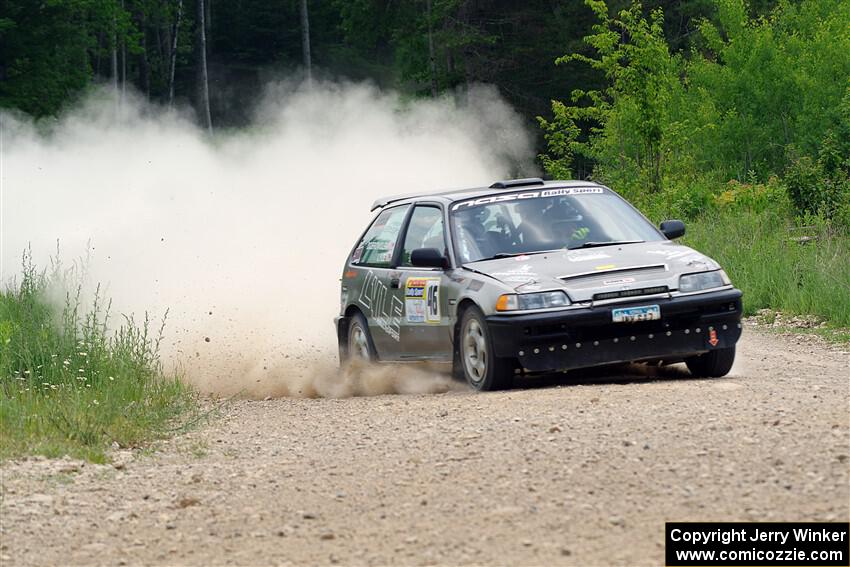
[684, 0, 850, 180]
[0, 0, 96, 115]
[713, 176, 790, 214]
[0, 0, 186, 115]
[784, 157, 844, 219]
[0, 251, 197, 461]
[541, 0, 850, 220]
[539, 1, 679, 192]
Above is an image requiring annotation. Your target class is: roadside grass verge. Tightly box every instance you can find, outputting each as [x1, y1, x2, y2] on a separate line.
[684, 209, 850, 332]
[0, 253, 197, 462]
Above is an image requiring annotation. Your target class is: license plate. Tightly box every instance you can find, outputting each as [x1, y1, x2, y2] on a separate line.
[612, 305, 661, 323]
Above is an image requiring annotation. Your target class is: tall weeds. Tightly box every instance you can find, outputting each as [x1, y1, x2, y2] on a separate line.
[684, 211, 850, 329]
[0, 250, 196, 462]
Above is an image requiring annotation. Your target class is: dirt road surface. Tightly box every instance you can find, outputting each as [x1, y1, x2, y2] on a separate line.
[2, 325, 849, 566]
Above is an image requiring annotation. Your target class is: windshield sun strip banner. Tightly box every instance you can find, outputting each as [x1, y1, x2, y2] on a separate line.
[450, 187, 605, 211]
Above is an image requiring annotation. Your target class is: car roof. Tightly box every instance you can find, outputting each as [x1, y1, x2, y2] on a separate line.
[370, 178, 608, 211]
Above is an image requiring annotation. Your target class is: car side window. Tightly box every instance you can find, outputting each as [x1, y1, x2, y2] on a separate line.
[351, 205, 410, 267]
[400, 206, 446, 267]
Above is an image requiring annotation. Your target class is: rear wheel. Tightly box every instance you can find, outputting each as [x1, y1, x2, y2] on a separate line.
[345, 312, 376, 363]
[685, 346, 735, 377]
[459, 306, 514, 391]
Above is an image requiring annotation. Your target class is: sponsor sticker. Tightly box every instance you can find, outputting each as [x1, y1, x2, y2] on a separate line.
[405, 277, 441, 324]
[603, 277, 636, 286]
[451, 187, 604, 211]
[567, 251, 610, 262]
[709, 328, 719, 347]
[491, 264, 538, 283]
[646, 249, 692, 260]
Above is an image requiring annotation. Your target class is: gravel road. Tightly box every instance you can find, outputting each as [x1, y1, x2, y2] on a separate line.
[2, 325, 848, 566]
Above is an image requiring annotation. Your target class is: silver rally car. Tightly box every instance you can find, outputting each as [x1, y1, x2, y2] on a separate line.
[335, 178, 743, 390]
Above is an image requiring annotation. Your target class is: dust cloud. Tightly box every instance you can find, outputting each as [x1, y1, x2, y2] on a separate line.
[1, 81, 534, 398]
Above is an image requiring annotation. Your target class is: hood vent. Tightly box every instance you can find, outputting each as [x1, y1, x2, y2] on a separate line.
[561, 264, 668, 286]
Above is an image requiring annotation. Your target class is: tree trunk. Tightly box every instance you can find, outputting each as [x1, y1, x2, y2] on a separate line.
[169, 0, 183, 106]
[427, 0, 438, 98]
[300, 0, 312, 84]
[139, 40, 150, 99]
[196, 0, 212, 132]
[120, 0, 126, 102]
[458, 0, 474, 90]
[111, 16, 118, 91]
[205, 0, 212, 51]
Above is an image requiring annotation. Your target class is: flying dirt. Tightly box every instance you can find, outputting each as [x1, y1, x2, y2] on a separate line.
[1, 81, 534, 397]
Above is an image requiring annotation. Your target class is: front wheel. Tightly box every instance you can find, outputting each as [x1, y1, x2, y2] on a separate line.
[685, 346, 735, 377]
[459, 307, 514, 391]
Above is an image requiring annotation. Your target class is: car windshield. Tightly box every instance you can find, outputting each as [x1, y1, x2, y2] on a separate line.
[449, 188, 663, 264]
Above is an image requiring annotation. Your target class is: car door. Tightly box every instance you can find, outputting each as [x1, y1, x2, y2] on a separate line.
[348, 204, 410, 358]
[391, 203, 454, 361]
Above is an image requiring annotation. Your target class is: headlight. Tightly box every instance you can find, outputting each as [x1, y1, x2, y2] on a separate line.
[496, 291, 570, 312]
[678, 270, 730, 292]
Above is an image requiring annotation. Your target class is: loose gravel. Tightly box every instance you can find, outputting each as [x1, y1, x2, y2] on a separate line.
[2, 325, 848, 566]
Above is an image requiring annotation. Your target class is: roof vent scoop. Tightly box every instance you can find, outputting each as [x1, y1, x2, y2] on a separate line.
[489, 177, 545, 189]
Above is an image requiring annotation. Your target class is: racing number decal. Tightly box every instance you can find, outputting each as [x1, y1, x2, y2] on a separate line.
[405, 277, 440, 324]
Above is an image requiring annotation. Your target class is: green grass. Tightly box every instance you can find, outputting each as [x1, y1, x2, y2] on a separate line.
[0, 252, 197, 462]
[684, 209, 850, 331]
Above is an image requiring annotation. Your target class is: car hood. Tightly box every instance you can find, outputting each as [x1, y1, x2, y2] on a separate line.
[465, 241, 721, 302]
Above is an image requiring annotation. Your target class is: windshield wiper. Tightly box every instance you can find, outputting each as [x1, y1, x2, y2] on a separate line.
[480, 249, 565, 261]
[569, 240, 644, 250]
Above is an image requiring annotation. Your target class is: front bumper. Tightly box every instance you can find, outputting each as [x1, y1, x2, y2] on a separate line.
[487, 288, 743, 372]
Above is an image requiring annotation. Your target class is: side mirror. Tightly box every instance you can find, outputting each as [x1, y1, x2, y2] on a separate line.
[660, 219, 686, 240]
[410, 248, 449, 269]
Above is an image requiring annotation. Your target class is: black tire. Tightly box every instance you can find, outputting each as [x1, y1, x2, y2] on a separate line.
[458, 306, 514, 391]
[685, 346, 736, 377]
[342, 312, 377, 364]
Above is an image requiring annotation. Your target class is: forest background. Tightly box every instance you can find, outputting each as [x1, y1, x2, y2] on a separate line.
[2, 0, 849, 328]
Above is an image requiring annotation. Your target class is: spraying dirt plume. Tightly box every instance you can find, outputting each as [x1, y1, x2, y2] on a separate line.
[1, 81, 534, 397]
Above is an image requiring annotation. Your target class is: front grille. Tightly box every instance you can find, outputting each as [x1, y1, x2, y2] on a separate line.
[593, 285, 669, 301]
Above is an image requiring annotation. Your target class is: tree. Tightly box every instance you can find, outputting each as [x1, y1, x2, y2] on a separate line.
[0, 1, 96, 116]
[540, 1, 678, 192]
[426, 0, 437, 98]
[300, 0, 312, 84]
[168, 0, 184, 106]
[195, 0, 212, 132]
